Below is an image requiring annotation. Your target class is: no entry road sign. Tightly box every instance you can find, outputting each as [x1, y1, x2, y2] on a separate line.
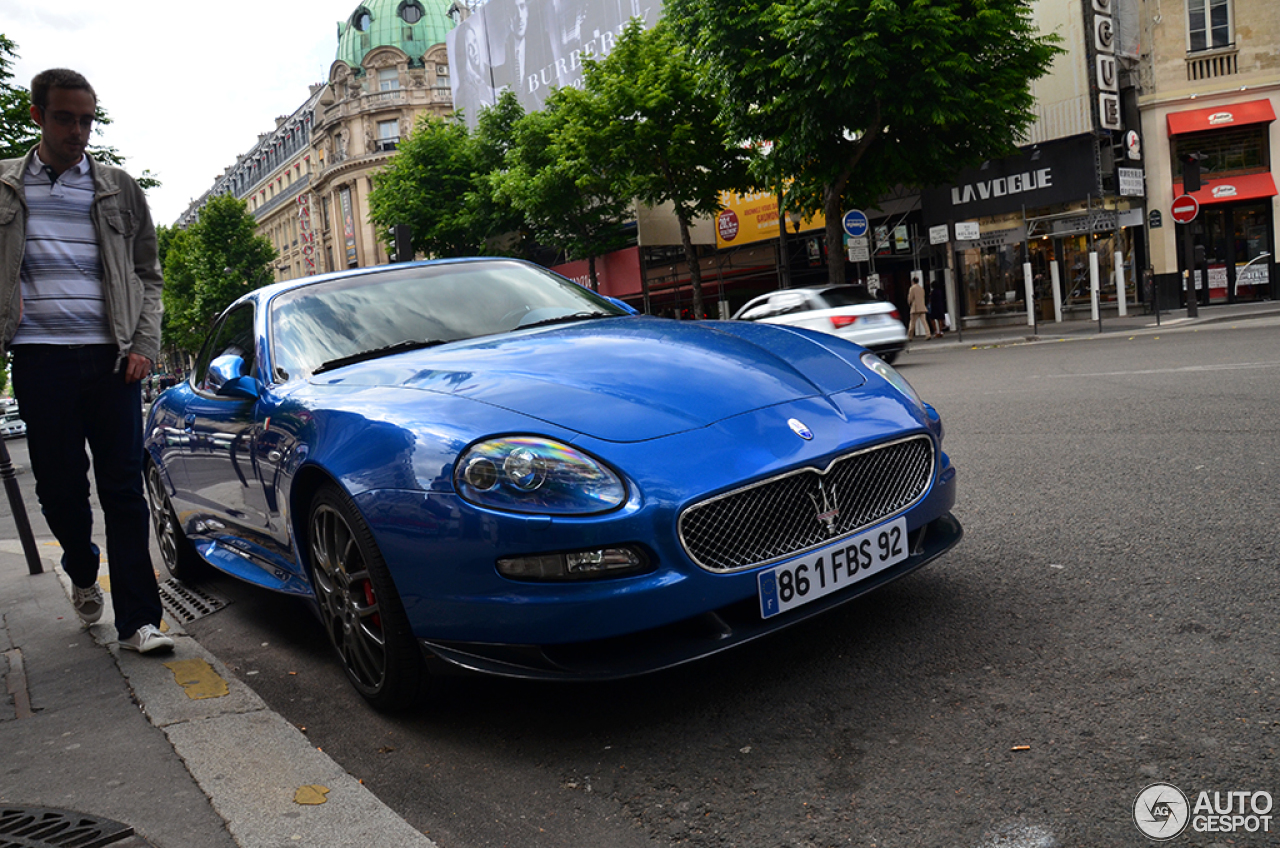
[1171, 194, 1199, 224]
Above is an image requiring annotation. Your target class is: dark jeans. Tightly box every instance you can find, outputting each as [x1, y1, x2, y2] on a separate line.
[10, 344, 162, 638]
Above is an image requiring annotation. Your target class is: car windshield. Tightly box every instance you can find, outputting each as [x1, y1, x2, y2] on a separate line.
[268, 259, 628, 382]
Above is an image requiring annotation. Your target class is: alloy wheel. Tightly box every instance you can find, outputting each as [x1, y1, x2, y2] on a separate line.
[309, 502, 387, 693]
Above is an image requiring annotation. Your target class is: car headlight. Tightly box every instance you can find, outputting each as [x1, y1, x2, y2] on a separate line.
[861, 351, 924, 408]
[455, 436, 626, 514]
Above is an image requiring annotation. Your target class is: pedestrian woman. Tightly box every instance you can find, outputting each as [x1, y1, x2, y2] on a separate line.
[929, 280, 948, 338]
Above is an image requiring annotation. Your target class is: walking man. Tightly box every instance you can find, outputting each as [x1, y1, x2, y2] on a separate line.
[0, 68, 173, 653]
[906, 273, 929, 340]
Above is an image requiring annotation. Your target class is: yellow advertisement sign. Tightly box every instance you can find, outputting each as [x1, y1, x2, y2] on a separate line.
[715, 190, 827, 249]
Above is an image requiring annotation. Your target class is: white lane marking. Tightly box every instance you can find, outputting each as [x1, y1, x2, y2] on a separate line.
[1045, 361, 1280, 379]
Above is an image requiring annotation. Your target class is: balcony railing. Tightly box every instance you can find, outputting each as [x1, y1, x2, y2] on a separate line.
[1187, 47, 1237, 82]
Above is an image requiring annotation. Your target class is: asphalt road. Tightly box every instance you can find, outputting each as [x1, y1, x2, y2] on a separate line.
[3, 317, 1278, 847]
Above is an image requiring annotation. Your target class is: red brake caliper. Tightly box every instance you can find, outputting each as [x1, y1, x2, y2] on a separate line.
[363, 581, 382, 630]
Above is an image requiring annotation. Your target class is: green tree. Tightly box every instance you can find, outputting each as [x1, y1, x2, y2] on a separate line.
[160, 194, 275, 354]
[0, 35, 33, 161]
[464, 91, 536, 258]
[575, 19, 752, 317]
[666, 0, 1061, 286]
[158, 226, 204, 354]
[497, 88, 632, 290]
[1, 34, 159, 188]
[368, 114, 481, 258]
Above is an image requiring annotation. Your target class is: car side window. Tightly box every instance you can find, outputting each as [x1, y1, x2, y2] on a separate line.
[193, 304, 257, 394]
[738, 301, 776, 321]
[770, 293, 807, 315]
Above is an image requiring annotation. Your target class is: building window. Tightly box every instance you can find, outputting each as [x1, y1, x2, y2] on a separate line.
[377, 119, 399, 151]
[379, 68, 400, 91]
[1188, 0, 1230, 52]
[399, 1, 424, 24]
[353, 7, 372, 32]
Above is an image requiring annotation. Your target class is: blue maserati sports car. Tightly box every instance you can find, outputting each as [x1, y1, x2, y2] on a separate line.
[145, 258, 961, 709]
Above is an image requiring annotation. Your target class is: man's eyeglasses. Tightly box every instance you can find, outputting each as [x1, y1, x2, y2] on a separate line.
[39, 108, 95, 131]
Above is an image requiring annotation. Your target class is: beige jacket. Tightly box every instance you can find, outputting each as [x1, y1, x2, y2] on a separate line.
[0, 147, 164, 368]
[907, 282, 926, 315]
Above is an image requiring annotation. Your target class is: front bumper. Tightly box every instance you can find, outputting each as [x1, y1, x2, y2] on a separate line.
[418, 511, 962, 680]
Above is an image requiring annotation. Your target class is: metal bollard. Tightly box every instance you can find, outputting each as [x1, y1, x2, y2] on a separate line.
[0, 437, 42, 574]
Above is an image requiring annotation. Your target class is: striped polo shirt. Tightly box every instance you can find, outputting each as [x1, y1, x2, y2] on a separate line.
[10, 153, 112, 346]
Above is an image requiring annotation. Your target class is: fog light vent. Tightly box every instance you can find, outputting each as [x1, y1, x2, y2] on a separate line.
[498, 546, 648, 581]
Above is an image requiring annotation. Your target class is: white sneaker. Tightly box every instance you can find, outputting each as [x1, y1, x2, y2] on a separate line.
[71, 583, 104, 625]
[119, 624, 175, 654]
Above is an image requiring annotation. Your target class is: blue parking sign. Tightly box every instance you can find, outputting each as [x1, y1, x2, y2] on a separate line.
[842, 209, 869, 238]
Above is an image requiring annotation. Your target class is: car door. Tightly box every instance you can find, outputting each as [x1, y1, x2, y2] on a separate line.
[175, 303, 273, 547]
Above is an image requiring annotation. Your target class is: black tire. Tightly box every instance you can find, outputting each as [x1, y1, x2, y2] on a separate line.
[880, 351, 899, 365]
[307, 484, 427, 710]
[146, 460, 209, 581]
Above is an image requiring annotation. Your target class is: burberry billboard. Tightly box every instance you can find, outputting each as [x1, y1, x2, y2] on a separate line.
[448, 0, 662, 126]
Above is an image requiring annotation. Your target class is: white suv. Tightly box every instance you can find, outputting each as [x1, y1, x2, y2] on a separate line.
[732, 285, 908, 364]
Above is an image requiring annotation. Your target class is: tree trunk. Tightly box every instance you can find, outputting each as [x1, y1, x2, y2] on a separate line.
[823, 110, 881, 288]
[678, 212, 705, 319]
[824, 185, 847, 288]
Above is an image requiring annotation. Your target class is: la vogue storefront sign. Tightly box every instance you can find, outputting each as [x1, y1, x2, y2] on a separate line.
[950, 168, 1053, 205]
[921, 135, 1099, 225]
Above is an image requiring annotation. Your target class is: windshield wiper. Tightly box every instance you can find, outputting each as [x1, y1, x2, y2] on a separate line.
[314, 339, 447, 375]
[518, 311, 615, 330]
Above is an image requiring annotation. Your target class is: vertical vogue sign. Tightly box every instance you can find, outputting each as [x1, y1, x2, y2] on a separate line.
[1093, 0, 1122, 131]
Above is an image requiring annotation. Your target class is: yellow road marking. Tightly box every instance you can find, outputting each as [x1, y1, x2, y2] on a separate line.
[163, 658, 229, 700]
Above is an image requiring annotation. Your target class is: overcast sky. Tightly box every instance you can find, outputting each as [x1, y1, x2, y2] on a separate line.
[7, 0, 367, 225]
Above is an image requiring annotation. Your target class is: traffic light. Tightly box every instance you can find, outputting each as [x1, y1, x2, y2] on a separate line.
[389, 224, 412, 263]
[1179, 153, 1202, 193]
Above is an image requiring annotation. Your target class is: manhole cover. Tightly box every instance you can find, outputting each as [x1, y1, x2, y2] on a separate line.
[157, 579, 230, 624]
[0, 806, 135, 847]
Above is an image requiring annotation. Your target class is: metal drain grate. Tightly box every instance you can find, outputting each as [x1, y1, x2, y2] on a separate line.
[0, 806, 135, 848]
[157, 579, 230, 624]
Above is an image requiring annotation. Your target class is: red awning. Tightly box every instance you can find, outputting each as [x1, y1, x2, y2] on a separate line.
[1167, 98, 1276, 135]
[1173, 172, 1278, 206]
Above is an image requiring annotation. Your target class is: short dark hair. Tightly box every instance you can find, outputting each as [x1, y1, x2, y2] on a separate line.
[30, 68, 96, 109]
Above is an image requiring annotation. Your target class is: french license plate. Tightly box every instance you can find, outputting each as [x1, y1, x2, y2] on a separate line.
[758, 516, 909, 619]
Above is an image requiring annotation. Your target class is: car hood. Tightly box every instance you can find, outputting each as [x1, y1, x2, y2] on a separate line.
[308, 317, 867, 442]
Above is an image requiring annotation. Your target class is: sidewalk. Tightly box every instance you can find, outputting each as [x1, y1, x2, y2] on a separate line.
[0, 540, 436, 848]
[898, 298, 1280, 354]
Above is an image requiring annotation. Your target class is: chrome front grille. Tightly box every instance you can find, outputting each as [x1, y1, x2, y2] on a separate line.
[679, 435, 934, 573]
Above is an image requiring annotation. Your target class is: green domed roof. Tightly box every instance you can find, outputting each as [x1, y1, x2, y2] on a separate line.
[336, 0, 456, 70]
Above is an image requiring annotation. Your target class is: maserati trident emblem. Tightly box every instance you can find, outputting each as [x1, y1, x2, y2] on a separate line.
[788, 418, 814, 440]
[809, 479, 840, 535]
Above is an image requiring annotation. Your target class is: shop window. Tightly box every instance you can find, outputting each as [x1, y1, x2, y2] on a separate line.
[1188, 0, 1231, 52]
[1173, 126, 1268, 179]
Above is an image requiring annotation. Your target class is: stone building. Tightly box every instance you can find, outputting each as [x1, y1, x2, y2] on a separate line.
[178, 0, 457, 282]
[1138, 0, 1277, 305]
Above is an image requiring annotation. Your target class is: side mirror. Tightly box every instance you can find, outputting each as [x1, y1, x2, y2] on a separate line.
[206, 354, 260, 400]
